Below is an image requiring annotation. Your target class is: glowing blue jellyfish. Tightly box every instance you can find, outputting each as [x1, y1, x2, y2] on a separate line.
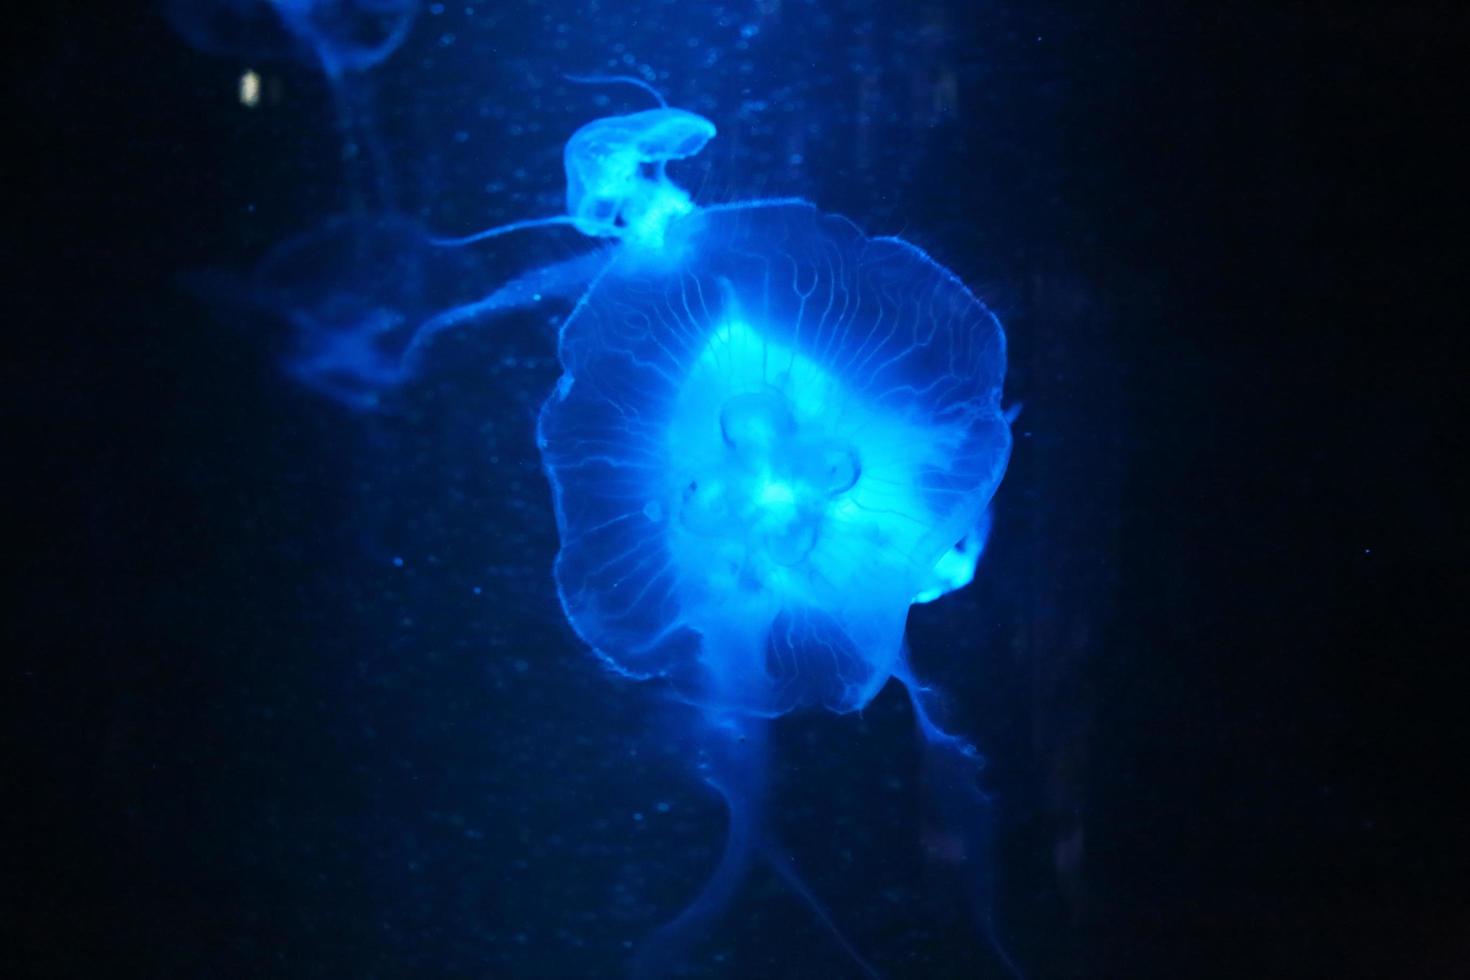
[536, 198, 1014, 977]
[562, 106, 714, 247]
[241, 79, 1019, 975]
[539, 199, 1010, 715]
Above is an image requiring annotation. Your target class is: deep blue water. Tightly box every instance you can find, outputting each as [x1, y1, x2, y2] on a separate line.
[14, 2, 1469, 978]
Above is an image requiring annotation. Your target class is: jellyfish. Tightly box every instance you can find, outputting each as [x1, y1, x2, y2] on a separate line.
[166, 0, 418, 207]
[536, 198, 1015, 976]
[225, 80, 1020, 975]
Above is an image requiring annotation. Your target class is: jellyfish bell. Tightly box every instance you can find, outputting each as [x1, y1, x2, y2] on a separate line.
[563, 107, 716, 253]
[540, 200, 1010, 719]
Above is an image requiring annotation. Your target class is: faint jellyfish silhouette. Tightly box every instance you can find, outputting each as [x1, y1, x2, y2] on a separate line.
[166, 0, 418, 207]
[189, 213, 473, 409]
[166, 0, 416, 73]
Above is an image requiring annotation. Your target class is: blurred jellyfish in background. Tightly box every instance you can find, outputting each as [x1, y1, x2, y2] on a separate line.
[198, 212, 481, 408]
[166, 0, 418, 207]
[534, 186, 1015, 978]
[166, 0, 417, 73]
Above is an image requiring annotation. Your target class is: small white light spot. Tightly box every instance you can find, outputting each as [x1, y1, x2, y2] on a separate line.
[239, 70, 261, 108]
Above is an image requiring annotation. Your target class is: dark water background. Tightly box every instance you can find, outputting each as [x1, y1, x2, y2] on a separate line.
[11, 2, 1468, 977]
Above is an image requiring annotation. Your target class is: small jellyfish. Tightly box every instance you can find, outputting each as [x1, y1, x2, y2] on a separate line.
[426, 85, 715, 254]
[561, 107, 715, 248]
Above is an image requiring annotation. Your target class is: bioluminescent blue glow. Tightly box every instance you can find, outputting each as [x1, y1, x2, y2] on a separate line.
[539, 200, 1010, 716]
[536, 196, 1014, 978]
[562, 107, 713, 248]
[220, 81, 1018, 976]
